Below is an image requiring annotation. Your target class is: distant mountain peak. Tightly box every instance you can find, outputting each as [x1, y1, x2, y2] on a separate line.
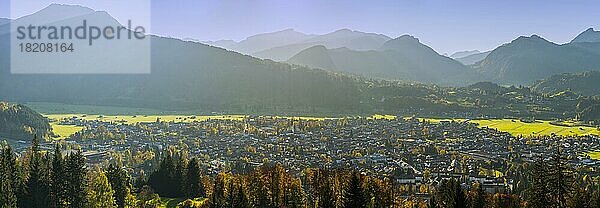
[378, 35, 425, 52]
[450, 50, 481, 59]
[572, 27, 600, 43]
[40, 3, 95, 14]
[510, 35, 552, 45]
[395, 35, 420, 42]
[334, 28, 353, 33]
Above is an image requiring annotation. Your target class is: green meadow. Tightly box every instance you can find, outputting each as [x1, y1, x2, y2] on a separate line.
[46, 113, 599, 140]
[471, 119, 600, 137]
[585, 151, 600, 160]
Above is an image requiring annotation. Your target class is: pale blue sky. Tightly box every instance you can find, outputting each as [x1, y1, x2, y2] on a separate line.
[2, 0, 599, 54]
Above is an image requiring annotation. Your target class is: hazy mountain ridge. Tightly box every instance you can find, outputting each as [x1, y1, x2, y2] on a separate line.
[450, 50, 481, 59]
[229, 29, 316, 55]
[532, 71, 600, 96]
[288, 35, 479, 86]
[206, 28, 391, 61]
[475, 34, 600, 85]
[454, 51, 491, 65]
[571, 28, 600, 43]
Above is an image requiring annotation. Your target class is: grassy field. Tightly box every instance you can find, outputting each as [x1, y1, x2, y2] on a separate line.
[46, 114, 247, 124]
[46, 113, 599, 140]
[50, 123, 84, 140]
[414, 117, 599, 137]
[471, 119, 600, 137]
[585, 151, 600, 160]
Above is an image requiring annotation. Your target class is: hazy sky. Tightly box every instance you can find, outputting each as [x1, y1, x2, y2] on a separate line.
[2, 0, 599, 54]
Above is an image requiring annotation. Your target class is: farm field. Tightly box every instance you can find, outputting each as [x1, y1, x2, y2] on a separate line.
[471, 119, 600, 137]
[585, 151, 600, 160]
[46, 114, 600, 140]
[50, 123, 84, 140]
[417, 118, 599, 137]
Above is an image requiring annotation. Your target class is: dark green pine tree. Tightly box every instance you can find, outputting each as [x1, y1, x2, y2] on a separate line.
[434, 178, 467, 208]
[591, 187, 600, 208]
[209, 174, 227, 208]
[26, 135, 51, 208]
[0, 169, 17, 208]
[0, 145, 17, 208]
[2, 145, 26, 208]
[175, 155, 187, 197]
[526, 158, 551, 208]
[344, 171, 366, 208]
[106, 164, 130, 208]
[453, 179, 467, 208]
[429, 195, 438, 208]
[65, 151, 86, 208]
[185, 157, 205, 198]
[148, 153, 184, 197]
[568, 185, 590, 208]
[468, 182, 486, 208]
[547, 145, 573, 208]
[50, 144, 66, 208]
[230, 180, 249, 208]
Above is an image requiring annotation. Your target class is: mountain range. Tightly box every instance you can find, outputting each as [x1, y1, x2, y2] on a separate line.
[208, 26, 600, 86]
[474, 35, 600, 84]
[0, 4, 599, 120]
[450, 50, 481, 59]
[532, 71, 600, 96]
[287, 35, 478, 85]
[571, 28, 600, 43]
[453, 51, 491, 65]
[205, 29, 391, 61]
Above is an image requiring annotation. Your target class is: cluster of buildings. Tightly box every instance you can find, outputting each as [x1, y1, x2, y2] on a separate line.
[51, 115, 600, 195]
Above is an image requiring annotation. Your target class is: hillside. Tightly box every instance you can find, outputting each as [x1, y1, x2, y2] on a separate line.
[450, 50, 481, 59]
[229, 29, 315, 55]
[475, 35, 600, 85]
[288, 35, 479, 86]
[532, 71, 600, 96]
[0, 102, 50, 140]
[571, 28, 600, 43]
[208, 29, 391, 61]
[454, 51, 490, 65]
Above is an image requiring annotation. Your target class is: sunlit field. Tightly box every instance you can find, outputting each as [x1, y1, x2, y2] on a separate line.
[46, 114, 600, 140]
[471, 119, 600, 137]
[585, 151, 600, 160]
[50, 123, 84, 140]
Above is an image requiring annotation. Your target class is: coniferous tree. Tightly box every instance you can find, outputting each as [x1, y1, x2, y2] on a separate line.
[50, 144, 66, 208]
[175, 155, 187, 197]
[568, 185, 591, 208]
[185, 157, 205, 198]
[547, 145, 573, 208]
[25, 135, 51, 208]
[467, 182, 486, 208]
[526, 158, 551, 208]
[106, 164, 130, 208]
[209, 173, 228, 208]
[591, 187, 600, 208]
[434, 178, 466, 208]
[65, 151, 87, 208]
[0, 145, 17, 208]
[85, 167, 117, 208]
[344, 171, 366, 208]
